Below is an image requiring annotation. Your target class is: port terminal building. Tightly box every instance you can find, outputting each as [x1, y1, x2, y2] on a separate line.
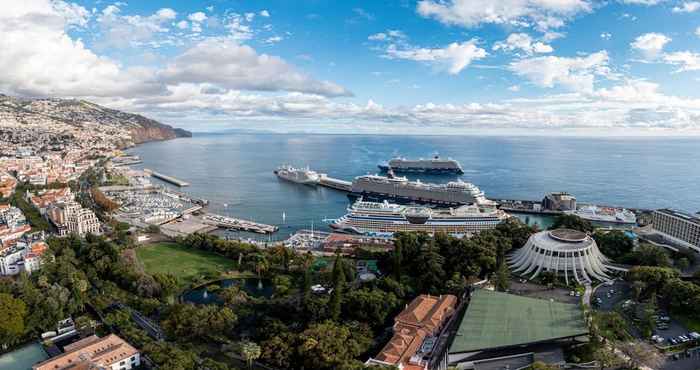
[651, 209, 700, 253]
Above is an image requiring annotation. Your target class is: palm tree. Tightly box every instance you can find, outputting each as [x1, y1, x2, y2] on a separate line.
[239, 341, 261, 370]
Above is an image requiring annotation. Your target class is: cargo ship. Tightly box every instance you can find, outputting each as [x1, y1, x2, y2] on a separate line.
[350, 170, 494, 207]
[378, 155, 464, 174]
[274, 165, 320, 185]
[330, 199, 509, 236]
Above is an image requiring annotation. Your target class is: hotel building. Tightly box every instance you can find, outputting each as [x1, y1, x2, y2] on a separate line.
[652, 209, 700, 252]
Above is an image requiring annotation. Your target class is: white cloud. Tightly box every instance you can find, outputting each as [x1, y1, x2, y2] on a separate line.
[187, 12, 207, 23]
[493, 33, 553, 55]
[0, 0, 163, 98]
[673, 1, 700, 12]
[508, 85, 520, 92]
[619, 0, 667, 5]
[52, 1, 91, 27]
[265, 36, 283, 44]
[662, 51, 700, 71]
[600, 32, 612, 40]
[630, 33, 671, 59]
[159, 38, 352, 97]
[509, 51, 611, 93]
[96, 5, 178, 48]
[176, 20, 189, 30]
[259, 10, 270, 17]
[384, 40, 487, 75]
[416, 0, 592, 31]
[224, 13, 254, 40]
[368, 30, 407, 41]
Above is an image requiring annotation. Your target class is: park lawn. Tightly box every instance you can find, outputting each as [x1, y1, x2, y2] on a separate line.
[136, 242, 237, 287]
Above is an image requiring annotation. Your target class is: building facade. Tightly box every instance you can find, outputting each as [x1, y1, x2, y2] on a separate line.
[652, 209, 700, 252]
[541, 192, 577, 211]
[33, 334, 140, 370]
[366, 294, 458, 370]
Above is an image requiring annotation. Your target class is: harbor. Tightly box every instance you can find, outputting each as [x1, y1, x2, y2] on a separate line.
[144, 168, 190, 187]
[318, 174, 352, 191]
[203, 213, 278, 234]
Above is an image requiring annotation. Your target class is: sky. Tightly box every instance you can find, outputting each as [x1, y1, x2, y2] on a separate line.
[1, 0, 700, 135]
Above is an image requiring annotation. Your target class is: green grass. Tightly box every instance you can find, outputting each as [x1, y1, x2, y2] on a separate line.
[136, 242, 237, 287]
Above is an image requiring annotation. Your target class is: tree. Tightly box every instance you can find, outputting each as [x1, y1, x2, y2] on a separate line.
[0, 293, 27, 346]
[593, 230, 634, 260]
[550, 214, 593, 233]
[344, 288, 400, 326]
[625, 244, 672, 267]
[676, 257, 690, 271]
[153, 272, 178, 302]
[239, 341, 262, 370]
[494, 263, 510, 292]
[330, 254, 347, 320]
[393, 241, 403, 281]
[297, 321, 372, 370]
[415, 241, 445, 295]
[301, 266, 312, 308]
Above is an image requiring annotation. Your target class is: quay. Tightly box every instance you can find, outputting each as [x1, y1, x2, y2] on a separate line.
[203, 213, 278, 234]
[144, 168, 190, 187]
[318, 174, 352, 192]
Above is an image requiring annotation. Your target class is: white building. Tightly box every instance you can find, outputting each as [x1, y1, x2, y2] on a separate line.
[508, 229, 623, 284]
[65, 207, 100, 236]
[652, 209, 700, 252]
[33, 334, 140, 370]
[0, 240, 48, 275]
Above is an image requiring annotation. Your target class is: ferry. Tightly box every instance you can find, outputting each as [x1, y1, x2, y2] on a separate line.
[330, 199, 509, 236]
[378, 155, 464, 175]
[274, 165, 320, 185]
[569, 205, 637, 226]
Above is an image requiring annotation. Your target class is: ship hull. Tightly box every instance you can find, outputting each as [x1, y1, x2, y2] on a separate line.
[377, 164, 464, 175]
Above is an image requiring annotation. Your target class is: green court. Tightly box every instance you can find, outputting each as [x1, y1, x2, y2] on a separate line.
[450, 289, 588, 353]
[136, 242, 237, 286]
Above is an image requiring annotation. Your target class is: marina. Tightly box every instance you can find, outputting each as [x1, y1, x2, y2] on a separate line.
[144, 168, 190, 187]
[202, 213, 278, 234]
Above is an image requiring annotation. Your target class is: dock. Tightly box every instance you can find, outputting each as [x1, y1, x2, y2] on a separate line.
[144, 168, 190, 187]
[319, 174, 352, 192]
[203, 213, 278, 234]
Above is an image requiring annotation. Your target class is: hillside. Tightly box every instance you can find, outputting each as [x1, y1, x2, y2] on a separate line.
[0, 94, 191, 144]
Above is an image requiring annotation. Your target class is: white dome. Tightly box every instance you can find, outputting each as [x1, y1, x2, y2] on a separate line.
[507, 229, 614, 284]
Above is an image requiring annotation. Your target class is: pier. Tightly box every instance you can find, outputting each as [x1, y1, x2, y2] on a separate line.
[318, 174, 352, 192]
[144, 168, 190, 187]
[203, 213, 278, 234]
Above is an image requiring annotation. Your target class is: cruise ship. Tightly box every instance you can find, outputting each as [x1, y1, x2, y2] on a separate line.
[569, 205, 637, 225]
[330, 199, 509, 236]
[378, 156, 464, 174]
[274, 165, 320, 185]
[350, 171, 494, 207]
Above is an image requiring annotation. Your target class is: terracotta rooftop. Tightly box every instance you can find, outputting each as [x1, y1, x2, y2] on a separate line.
[372, 294, 457, 368]
[33, 334, 139, 370]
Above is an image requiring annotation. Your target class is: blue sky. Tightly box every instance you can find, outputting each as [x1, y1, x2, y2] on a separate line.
[2, 0, 700, 134]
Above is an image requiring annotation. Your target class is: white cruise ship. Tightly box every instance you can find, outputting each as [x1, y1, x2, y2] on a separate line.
[351, 172, 495, 207]
[330, 199, 510, 236]
[378, 155, 464, 174]
[274, 165, 320, 185]
[569, 205, 637, 225]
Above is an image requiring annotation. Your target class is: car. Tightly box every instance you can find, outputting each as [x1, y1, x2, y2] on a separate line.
[669, 338, 678, 345]
[689, 332, 700, 340]
[659, 316, 670, 322]
[569, 291, 575, 296]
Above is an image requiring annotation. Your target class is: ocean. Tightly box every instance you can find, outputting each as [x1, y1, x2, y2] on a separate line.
[127, 133, 700, 239]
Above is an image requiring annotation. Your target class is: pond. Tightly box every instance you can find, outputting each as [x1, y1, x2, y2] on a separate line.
[182, 277, 274, 305]
[0, 343, 48, 370]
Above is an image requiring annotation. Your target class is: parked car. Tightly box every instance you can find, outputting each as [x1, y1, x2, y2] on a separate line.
[669, 338, 678, 345]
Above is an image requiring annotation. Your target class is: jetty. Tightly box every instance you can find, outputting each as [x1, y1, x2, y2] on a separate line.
[144, 168, 190, 187]
[318, 174, 352, 192]
[203, 213, 278, 234]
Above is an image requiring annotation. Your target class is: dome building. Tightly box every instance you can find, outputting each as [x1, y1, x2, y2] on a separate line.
[508, 229, 616, 284]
